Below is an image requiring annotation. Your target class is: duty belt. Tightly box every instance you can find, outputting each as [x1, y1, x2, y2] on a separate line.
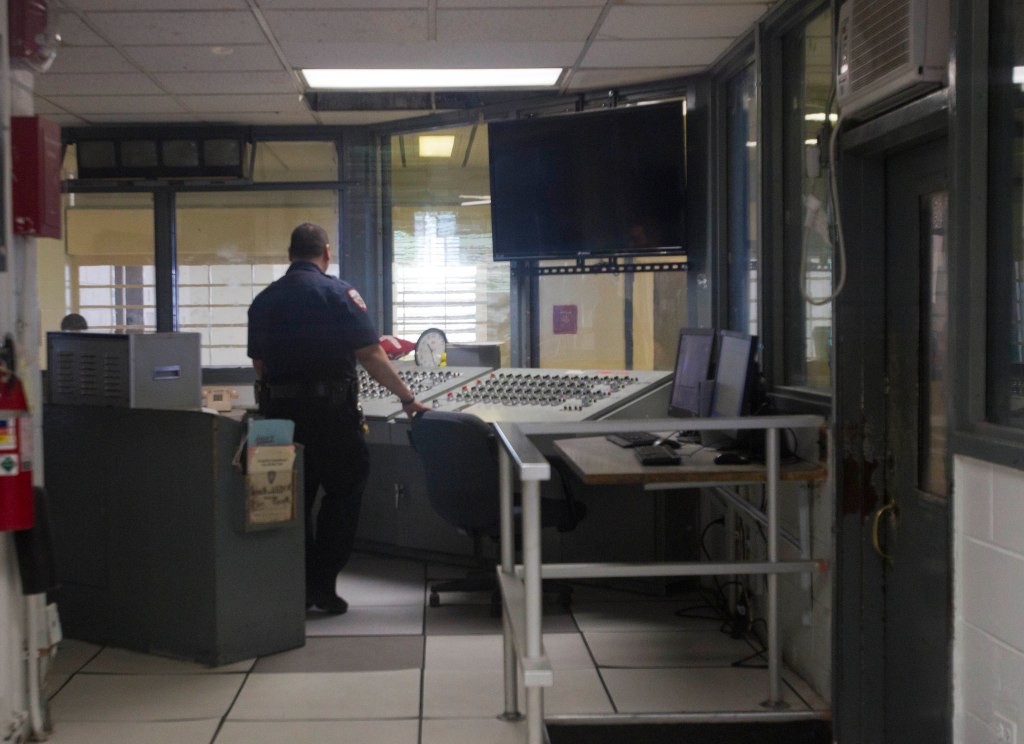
[266, 380, 353, 400]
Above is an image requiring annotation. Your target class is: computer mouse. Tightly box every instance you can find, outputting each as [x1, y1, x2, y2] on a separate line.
[660, 438, 682, 449]
[714, 452, 751, 465]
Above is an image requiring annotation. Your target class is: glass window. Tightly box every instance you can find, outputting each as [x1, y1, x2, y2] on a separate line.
[390, 125, 510, 362]
[988, 0, 1024, 427]
[176, 190, 339, 366]
[781, 5, 834, 391]
[63, 193, 156, 334]
[726, 62, 760, 337]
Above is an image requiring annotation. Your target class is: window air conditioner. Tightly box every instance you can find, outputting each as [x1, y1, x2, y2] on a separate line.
[836, 0, 950, 120]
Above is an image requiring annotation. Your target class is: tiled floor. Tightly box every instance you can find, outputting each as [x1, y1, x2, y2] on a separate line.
[42, 553, 829, 743]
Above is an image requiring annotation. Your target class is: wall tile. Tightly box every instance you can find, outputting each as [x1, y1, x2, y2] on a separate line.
[992, 464, 1024, 556]
[955, 455, 993, 542]
[962, 540, 1024, 651]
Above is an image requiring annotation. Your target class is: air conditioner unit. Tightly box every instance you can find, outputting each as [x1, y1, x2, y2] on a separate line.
[836, 0, 950, 120]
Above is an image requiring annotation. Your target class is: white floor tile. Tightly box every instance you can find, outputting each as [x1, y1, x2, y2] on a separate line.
[422, 667, 613, 719]
[48, 674, 245, 721]
[572, 600, 720, 633]
[585, 630, 757, 668]
[228, 670, 421, 720]
[47, 719, 220, 743]
[337, 555, 426, 606]
[421, 717, 528, 744]
[50, 639, 103, 676]
[422, 668, 507, 719]
[215, 719, 419, 743]
[82, 647, 255, 674]
[545, 668, 615, 715]
[425, 634, 504, 670]
[601, 667, 811, 713]
[305, 604, 423, 636]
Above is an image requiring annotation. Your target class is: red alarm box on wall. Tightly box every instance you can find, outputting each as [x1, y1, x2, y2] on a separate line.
[11, 116, 62, 239]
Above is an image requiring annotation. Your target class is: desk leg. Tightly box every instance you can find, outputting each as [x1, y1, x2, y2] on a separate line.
[498, 450, 520, 720]
[762, 428, 788, 709]
[522, 479, 545, 744]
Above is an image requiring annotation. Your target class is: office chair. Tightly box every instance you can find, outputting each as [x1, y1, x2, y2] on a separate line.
[408, 410, 585, 612]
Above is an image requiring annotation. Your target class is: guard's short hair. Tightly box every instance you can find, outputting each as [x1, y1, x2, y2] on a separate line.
[289, 222, 329, 261]
[60, 313, 88, 331]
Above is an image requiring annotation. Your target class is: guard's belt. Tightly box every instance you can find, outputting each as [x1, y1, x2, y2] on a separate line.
[266, 380, 353, 399]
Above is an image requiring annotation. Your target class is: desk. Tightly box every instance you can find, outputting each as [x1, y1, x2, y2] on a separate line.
[491, 416, 828, 744]
[552, 436, 827, 487]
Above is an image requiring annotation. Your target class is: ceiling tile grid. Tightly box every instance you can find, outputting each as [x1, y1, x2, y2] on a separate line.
[37, 0, 777, 126]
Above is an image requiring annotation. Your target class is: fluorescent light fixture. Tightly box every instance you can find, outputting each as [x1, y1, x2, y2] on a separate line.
[805, 138, 819, 145]
[419, 135, 455, 158]
[1015, 66, 1024, 86]
[302, 68, 562, 90]
[804, 112, 839, 122]
[745, 140, 758, 148]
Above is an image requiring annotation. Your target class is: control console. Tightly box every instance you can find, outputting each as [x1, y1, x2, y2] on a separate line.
[358, 364, 492, 420]
[424, 367, 672, 422]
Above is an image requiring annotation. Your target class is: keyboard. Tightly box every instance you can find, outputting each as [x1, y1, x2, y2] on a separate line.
[605, 431, 659, 448]
[633, 445, 682, 466]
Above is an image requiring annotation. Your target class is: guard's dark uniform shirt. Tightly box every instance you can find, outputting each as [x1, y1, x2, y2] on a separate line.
[247, 261, 379, 386]
[247, 260, 379, 600]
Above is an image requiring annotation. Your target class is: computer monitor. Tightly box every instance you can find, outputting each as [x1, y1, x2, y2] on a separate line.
[702, 330, 759, 449]
[668, 328, 716, 417]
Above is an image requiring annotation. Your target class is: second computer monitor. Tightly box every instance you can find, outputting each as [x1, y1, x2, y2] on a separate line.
[705, 330, 759, 448]
[668, 328, 716, 417]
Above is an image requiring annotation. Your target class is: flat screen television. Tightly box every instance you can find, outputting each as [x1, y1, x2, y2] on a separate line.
[701, 330, 759, 450]
[488, 102, 686, 261]
[668, 328, 716, 418]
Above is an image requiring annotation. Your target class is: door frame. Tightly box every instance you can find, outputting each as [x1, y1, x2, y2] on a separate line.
[831, 90, 949, 744]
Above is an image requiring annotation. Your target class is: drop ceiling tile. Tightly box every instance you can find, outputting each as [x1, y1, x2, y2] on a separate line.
[181, 94, 307, 113]
[437, 8, 601, 42]
[45, 95, 188, 114]
[54, 14, 109, 46]
[440, 0, 601, 5]
[600, 4, 769, 40]
[84, 11, 267, 46]
[124, 44, 285, 73]
[584, 38, 732, 68]
[259, 0, 426, 7]
[153, 71, 296, 95]
[36, 113, 92, 126]
[62, 0, 248, 8]
[34, 73, 164, 96]
[47, 47, 139, 74]
[263, 10, 428, 43]
[286, 41, 583, 69]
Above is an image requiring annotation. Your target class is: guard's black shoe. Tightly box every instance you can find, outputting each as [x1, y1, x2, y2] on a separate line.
[308, 592, 348, 615]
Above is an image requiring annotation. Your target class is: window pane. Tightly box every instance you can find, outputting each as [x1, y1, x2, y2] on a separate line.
[390, 125, 510, 363]
[989, 0, 1024, 426]
[782, 6, 834, 391]
[177, 190, 339, 367]
[726, 62, 760, 337]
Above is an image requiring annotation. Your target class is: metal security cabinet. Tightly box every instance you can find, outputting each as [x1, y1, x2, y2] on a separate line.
[43, 405, 305, 666]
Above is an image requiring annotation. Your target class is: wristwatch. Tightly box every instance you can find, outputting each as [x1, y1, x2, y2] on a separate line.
[400, 396, 416, 406]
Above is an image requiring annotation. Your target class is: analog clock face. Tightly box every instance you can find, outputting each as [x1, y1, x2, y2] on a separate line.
[415, 328, 447, 367]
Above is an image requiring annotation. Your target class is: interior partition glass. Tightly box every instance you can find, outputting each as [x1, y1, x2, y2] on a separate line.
[176, 190, 339, 366]
[988, 0, 1024, 427]
[726, 62, 760, 337]
[389, 125, 510, 364]
[781, 5, 834, 391]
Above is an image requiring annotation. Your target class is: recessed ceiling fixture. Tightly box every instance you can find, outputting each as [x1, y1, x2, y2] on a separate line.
[804, 112, 838, 122]
[301, 68, 562, 90]
[418, 135, 455, 158]
[210, 46, 234, 56]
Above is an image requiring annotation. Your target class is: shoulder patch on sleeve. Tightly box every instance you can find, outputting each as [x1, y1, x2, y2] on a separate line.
[347, 287, 367, 311]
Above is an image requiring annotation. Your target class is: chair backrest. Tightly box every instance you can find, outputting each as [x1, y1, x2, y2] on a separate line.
[408, 410, 501, 533]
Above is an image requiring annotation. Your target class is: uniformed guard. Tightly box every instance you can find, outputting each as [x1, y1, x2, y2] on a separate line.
[248, 222, 429, 614]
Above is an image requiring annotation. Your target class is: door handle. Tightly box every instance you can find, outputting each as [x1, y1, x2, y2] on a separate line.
[871, 501, 898, 562]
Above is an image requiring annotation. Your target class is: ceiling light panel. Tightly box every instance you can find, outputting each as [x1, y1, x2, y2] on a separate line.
[302, 68, 562, 89]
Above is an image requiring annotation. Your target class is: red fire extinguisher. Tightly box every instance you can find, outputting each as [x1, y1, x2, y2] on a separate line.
[0, 343, 34, 531]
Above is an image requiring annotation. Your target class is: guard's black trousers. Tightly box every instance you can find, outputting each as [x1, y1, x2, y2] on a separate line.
[265, 398, 370, 596]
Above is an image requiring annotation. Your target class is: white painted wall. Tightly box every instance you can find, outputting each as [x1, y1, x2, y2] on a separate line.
[955, 455, 1024, 743]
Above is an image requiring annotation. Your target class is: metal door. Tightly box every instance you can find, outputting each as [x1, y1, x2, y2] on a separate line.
[875, 137, 951, 742]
